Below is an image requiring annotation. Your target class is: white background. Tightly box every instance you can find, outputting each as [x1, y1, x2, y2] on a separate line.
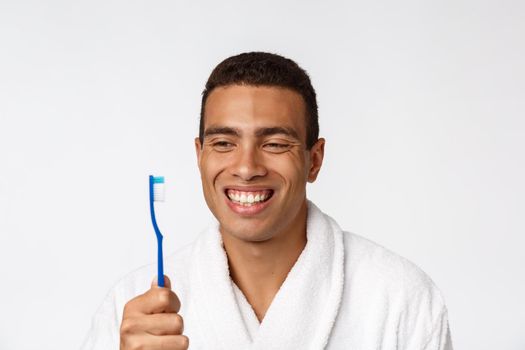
[1, 0, 524, 349]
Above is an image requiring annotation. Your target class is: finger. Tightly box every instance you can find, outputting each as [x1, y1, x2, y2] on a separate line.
[122, 334, 189, 350]
[151, 275, 172, 289]
[125, 288, 181, 316]
[121, 313, 184, 336]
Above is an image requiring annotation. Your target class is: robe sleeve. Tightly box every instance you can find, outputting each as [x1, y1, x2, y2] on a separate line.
[80, 289, 121, 350]
[422, 306, 454, 350]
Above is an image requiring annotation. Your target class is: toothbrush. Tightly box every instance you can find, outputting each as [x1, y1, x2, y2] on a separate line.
[149, 175, 165, 287]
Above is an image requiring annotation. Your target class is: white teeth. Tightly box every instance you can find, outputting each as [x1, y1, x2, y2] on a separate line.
[226, 190, 272, 206]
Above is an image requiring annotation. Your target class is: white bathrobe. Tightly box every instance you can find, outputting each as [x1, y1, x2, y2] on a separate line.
[81, 201, 453, 349]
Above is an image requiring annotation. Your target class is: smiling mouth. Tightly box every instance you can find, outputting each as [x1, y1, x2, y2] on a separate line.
[224, 189, 274, 206]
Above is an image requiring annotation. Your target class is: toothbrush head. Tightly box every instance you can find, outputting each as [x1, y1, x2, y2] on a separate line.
[151, 176, 165, 202]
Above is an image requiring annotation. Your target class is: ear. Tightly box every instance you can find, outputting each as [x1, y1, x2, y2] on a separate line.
[307, 138, 325, 183]
[194, 137, 203, 170]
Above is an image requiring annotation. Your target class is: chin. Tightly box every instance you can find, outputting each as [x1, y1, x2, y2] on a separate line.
[220, 223, 274, 243]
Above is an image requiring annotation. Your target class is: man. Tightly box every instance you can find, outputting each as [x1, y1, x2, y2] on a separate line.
[82, 52, 453, 349]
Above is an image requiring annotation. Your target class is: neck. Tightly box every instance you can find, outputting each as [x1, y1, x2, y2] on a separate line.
[221, 201, 308, 322]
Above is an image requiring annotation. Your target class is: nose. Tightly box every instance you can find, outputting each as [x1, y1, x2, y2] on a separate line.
[230, 144, 267, 181]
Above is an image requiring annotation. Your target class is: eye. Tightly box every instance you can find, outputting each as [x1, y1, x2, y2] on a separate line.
[212, 141, 235, 151]
[264, 143, 291, 152]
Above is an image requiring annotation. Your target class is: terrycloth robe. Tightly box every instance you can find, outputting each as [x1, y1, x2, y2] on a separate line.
[81, 201, 453, 349]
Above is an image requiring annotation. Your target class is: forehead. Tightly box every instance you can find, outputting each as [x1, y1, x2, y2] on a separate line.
[204, 85, 307, 137]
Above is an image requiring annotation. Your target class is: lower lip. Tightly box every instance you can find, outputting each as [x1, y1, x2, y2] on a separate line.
[224, 193, 273, 216]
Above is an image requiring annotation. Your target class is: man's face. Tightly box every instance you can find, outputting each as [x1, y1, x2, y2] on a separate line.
[195, 85, 324, 242]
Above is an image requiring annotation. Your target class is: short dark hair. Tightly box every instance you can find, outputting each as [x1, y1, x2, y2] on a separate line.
[199, 52, 319, 149]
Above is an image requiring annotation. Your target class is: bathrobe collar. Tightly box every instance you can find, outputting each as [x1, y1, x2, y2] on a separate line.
[189, 200, 345, 349]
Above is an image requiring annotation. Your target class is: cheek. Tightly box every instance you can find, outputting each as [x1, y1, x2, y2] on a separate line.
[267, 154, 308, 184]
[200, 153, 228, 185]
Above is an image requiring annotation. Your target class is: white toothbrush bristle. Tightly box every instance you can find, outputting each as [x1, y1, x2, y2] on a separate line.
[153, 183, 165, 201]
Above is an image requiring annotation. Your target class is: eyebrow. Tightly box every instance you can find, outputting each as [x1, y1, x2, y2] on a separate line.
[204, 126, 241, 138]
[204, 126, 300, 140]
[255, 127, 300, 140]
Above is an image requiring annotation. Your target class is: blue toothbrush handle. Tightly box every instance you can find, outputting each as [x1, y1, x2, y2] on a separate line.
[157, 234, 165, 287]
[149, 175, 165, 288]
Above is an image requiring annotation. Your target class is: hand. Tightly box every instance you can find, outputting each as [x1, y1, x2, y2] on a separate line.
[120, 276, 189, 350]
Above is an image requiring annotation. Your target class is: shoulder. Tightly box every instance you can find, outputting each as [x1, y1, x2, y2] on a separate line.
[81, 239, 199, 349]
[342, 230, 447, 316]
[344, 232, 441, 292]
[337, 232, 450, 347]
[313, 202, 447, 310]
[105, 240, 196, 319]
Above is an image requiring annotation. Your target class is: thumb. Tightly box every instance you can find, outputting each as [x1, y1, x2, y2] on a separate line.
[151, 275, 171, 289]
